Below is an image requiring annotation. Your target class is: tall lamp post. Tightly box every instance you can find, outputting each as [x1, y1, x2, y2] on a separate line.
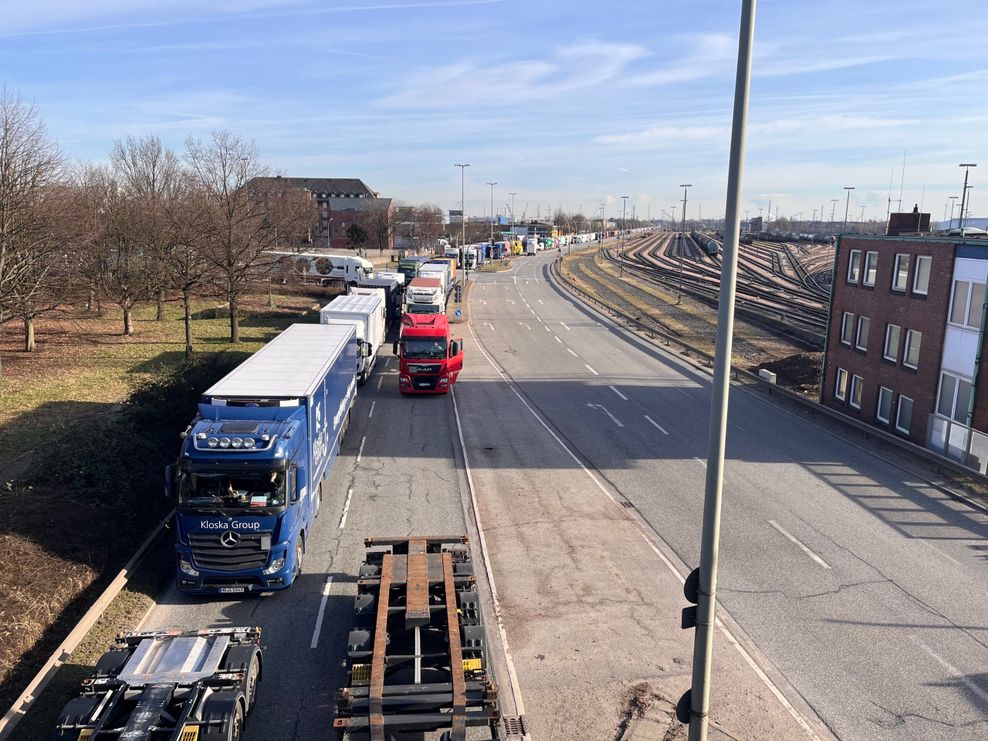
[958, 163, 977, 236]
[486, 182, 497, 246]
[620, 195, 629, 276]
[454, 163, 470, 253]
[509, 192, 517, 240]
[948, 195, 959, 229]
[830, 198, 839, 224]
[678, 184, 692, 303]
[842, 186, 854, 232]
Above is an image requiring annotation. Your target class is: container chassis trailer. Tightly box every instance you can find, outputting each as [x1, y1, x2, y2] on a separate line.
[334, 536, 502, 740]
[53, 627, 262, 741]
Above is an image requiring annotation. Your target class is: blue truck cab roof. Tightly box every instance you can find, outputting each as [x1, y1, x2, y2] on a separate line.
[183, 406, 304, 465]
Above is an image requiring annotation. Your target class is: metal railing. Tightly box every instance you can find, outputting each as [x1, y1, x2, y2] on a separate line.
[927, 414, 988, 475]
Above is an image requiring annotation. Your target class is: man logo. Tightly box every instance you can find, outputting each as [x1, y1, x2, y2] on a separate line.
[220, 531, 241, 548]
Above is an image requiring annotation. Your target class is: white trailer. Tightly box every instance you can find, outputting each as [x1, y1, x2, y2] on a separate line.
[270, 251, 374, 286]
[320, 293, 386, 384]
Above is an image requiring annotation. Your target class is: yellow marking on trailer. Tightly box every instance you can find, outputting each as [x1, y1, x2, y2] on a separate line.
[462, 658, 483, 672]
[351, 663, 371, 685]
[77, 731, 93, 741]
[179, 726, 200, 741]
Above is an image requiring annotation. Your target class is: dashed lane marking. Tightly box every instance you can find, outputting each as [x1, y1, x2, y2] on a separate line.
[356, 436, 366, 464]
[609, 385, 628, 401]
[309, 576, 334, 649]
[767, 520, 832, 569]
[644, 415, 668, 434]
[585, 364, 599, 375]
[567, 348, 579, 357]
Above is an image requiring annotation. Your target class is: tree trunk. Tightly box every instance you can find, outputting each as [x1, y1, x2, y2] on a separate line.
[183, 289, 194, 359]
[229, 294, 240, 344]
[95, 291, 103, 317]
[156, 289, 166, 321]
[123, 307, 134, 336]
[24, 317, 35, 352]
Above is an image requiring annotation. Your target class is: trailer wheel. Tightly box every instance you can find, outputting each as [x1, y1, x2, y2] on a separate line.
[293, 538, 305, 580]
[230, 703, 245, 741]
[245, 653, 261, 713]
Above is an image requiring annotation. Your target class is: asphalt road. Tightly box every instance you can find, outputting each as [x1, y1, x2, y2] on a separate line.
[136, 248, 988, 741]
[464, 250, 988, 740]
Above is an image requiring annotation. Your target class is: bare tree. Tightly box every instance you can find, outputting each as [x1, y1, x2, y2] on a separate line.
[0, 90, 66, 370]
[164, 175, 213, 358]
[365, 205, 392, 255]
[110, 135, 184, 321]
[185, 131, 315, 343]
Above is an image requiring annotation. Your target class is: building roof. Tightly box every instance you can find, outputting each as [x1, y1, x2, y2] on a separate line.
[252, 176, 376, 197]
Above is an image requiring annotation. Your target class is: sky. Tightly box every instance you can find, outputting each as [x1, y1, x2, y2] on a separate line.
[2, 0, 986, 225]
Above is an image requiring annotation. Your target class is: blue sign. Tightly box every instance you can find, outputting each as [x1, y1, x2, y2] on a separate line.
[454, 308, 462, 317]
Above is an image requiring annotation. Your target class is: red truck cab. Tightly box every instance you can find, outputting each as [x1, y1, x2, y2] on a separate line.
[396, 314, 463, 394]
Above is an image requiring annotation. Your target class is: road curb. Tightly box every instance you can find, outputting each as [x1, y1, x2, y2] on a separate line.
[0, 512, 173, 740]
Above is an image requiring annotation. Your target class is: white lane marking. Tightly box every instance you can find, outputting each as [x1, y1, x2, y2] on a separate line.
[644, 415, 668, 434]
[520, 322, 531, 330]
[609, 385, 628, 401]
[560, 322, 570, 330]
[587, 402, 624, 427]
[465, 324, 821, 740]
[554, 335, 562, 343]
[530, 309, 536, 316]
[368, 401, 376, 419]
[544, 325, 551, 333]
[538, 299, 544, 304]
[482, 299, 487, 305]
[338, 487, 353, 529]
[909, 635, 988, 705]
[449, 389, 529, 733]
[694, 457, 707, 468]
[376, 375, 383, 391]
[356, 435, 367, 464]
[918, 538, 962, 566]
[309, 576, 334, 648]
[585, 364, 599, 375]
[507, 299, 515, 304]
[488, 322, 494, 331]
[767, 520, 832, 569]
[567, 348, 579, 357]
[482, 285, 487, 290]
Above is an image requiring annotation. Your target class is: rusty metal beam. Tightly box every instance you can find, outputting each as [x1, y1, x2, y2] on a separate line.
[443, 552, 467, 741]
[369, 554, 393, 741]
[405, 538, 430, 629]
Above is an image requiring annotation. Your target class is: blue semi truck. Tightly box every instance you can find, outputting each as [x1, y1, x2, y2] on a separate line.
[165, 323, 359, 595]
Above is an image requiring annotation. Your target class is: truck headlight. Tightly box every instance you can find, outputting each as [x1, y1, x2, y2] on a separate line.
[178, 558, 199, 576]
[263, 557, 285, 575]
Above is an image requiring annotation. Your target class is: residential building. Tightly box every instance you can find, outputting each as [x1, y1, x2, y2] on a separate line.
[822, 232, 988, 474]
[250, 176, 393, 251]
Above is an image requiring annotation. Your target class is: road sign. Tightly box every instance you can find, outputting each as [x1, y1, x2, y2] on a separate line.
[454, 308, 462, 317]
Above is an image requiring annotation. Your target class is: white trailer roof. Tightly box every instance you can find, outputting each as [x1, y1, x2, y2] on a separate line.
[204, 323, 354, 399]
[322, 293, 382, 315]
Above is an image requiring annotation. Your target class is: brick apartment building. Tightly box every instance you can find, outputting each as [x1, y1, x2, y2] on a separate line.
[251, 176, 393, 251]
[822, 231, 988, 474]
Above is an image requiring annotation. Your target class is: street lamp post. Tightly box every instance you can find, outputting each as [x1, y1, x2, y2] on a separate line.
[620, 195, 629, 276]
[830, 198, 839, 224]
[948, 195, 959, 229]
[454, 163, 470, 254]
[509, 192, 517, 238]
[842, 187, 854, 232]
[958, 163, 977, 236]
[486, 182, 497, 246]
[678, 184, 692, 303]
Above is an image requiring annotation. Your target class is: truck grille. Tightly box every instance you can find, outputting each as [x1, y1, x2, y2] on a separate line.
[189, 532, 270, 572]
[411, 375, 440, 390]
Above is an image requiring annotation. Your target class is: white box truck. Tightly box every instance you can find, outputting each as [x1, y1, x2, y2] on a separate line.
[418, 263, 450, 295]
[320, 293, 386, 384]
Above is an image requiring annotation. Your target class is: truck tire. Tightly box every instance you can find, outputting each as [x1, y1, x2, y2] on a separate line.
[199, 694, 245, 741]
[220, 646, 262, 714]
[244, 653, 260, 713]
[293, 537, 305, 581]
[54, 697, 101, 740]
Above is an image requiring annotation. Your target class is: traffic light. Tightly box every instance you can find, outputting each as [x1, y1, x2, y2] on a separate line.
[677, 567, 700, 724]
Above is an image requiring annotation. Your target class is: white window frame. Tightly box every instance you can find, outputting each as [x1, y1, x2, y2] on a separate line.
[847, 250, 862, 283]
[876, 386, 893, 423]
[855, 315, 870, 352]
[912, 255, 931, 295]
[895, 395, 913, 434]
[834, 368, 848, 401]
[903, 329, 921, 369]
[883, 323, 900, 362]
[840, 312, 854, 345]
[891, 253, 909, 292]
[863, 251, 878, 287]
[849, 374, 863, 410]
[948, 279, 986, 330]
[936, 371, 974, 425]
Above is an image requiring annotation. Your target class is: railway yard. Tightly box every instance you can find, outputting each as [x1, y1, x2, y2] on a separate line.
[561, 232, 835, 394]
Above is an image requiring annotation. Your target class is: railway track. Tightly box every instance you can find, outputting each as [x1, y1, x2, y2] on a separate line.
[608, 232, 830, 347]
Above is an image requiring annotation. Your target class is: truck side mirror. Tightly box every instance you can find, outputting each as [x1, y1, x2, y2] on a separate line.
[362, 342, 372, 358]
[164, 464, 176, 499]
[450, 339, 462, 357]
[292, 467, 304, 503]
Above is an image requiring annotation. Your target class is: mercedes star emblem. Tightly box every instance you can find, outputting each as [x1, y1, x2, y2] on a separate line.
[220, 530, 241, 548]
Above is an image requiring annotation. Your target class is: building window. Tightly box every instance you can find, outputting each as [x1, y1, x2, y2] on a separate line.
[840, 312, 854, 345]
[892, 254, 909, 291]
[937, 372, 974, 424]
[849, 375, 863, 409]
[855, 316, 870, 351]
[847, 250, 861, 283]
[835, 368, 848, 401]
[863, 251, 878, 286]
[896, 396, 913, 434]
[883, 324, 900, 361]
[912, 255, 931, 295]
[903, 329, 921, 369]
[876, 387, 893, 423]
[949, 279, 986, 329]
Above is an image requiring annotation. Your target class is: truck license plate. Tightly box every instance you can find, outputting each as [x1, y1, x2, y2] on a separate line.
[219, 587, 247, 594]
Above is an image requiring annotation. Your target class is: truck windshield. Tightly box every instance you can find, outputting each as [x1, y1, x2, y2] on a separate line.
[178, 470, 287, 513]
[406, 304, 441, 314]
[402, 339, 447, 359]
